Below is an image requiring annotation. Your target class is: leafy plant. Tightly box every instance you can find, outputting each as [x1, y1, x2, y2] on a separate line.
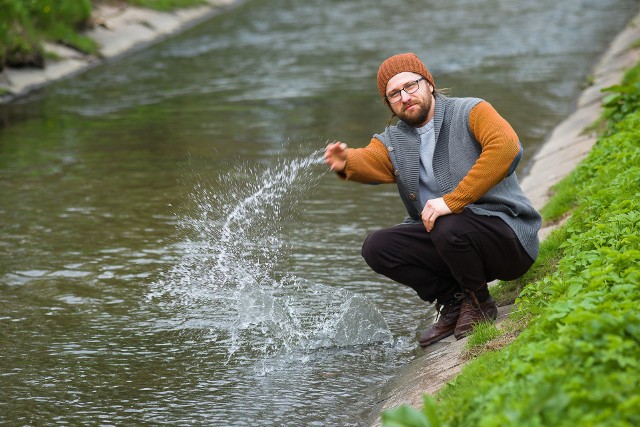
[382, 395, 441, 427]
[601, 82, 640, 126]
[601, 60, 640, 127]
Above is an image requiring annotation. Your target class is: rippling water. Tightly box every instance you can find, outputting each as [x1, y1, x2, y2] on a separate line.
[0, 0, 636, 425]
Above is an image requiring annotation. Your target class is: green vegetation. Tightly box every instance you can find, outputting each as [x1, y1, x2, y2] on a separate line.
[0, 0, 95, 68]
[383, 396, 442, 427]
[600, 65, 640, 128]
[0, 0, 205, 70]
[382, 58, 640, 427]
[462, 321, 500, 349]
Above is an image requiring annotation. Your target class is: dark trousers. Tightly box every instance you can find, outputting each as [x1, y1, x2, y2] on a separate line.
[361, 209, 534, 303]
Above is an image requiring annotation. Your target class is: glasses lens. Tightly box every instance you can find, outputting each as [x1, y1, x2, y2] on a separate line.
[404, 80, 420, 94]
[387, 91, 401, 103]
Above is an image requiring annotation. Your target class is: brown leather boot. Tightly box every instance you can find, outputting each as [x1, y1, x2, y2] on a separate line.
[453, 291, 498, 339]
[419, 299, 463, 347]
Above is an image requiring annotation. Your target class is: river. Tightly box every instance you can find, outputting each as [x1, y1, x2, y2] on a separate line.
[0, 0, 636, 425]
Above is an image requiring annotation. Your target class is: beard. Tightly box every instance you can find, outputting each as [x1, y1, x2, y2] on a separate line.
[396, 96, 432, 126]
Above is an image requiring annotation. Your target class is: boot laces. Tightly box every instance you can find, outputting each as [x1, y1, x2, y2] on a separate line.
[434, 293, 464, 321]
[468, 291, 481, 308]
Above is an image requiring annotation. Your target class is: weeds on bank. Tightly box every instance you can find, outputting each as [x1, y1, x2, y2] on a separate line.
[0, 0, 206, 70]
[0, 0, 96, 68]
[461, 308, 535, 361]
[382, 60, 640, 427]
[460, 321, 501, 360]
[600, 62, 640, 128]
[383, 395, 441, 427]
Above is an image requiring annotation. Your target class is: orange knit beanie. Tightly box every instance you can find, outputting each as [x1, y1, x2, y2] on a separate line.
[376, 53, 435, 98]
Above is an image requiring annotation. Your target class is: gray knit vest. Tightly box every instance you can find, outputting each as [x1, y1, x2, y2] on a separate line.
[374, 95, 541, 260]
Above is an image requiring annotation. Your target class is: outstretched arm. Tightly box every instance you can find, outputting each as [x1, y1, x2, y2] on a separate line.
[324, 138, 396, 184]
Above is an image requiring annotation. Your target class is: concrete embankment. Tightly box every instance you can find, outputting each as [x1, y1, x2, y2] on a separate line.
[368, 11, 640, 426]
[0, 0, 240, 103]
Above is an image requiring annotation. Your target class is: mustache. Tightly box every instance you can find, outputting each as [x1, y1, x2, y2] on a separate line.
[403, 101, 421, 111]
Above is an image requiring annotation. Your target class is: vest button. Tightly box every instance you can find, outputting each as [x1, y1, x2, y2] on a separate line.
[394, 169, 400, 176]
[408, 193, 417, 201]
[387, 146, 394, 152]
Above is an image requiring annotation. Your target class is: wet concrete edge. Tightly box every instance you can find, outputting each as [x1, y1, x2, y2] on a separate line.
[367, 11, 640, 427]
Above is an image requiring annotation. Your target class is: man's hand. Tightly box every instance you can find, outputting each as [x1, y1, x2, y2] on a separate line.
[421, 197, 452, 232]
[324, 141, 348, 172]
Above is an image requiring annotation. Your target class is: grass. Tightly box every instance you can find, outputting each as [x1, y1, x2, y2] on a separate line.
[460, 321, 501, 359]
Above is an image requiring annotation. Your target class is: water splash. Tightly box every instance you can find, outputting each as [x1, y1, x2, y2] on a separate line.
[148, 148, 393, 362]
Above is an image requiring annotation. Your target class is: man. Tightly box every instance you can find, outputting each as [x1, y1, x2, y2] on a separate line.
[324, 53, 541, 347]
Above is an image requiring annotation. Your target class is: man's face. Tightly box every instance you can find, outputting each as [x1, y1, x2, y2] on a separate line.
[385, 72, 433, 127]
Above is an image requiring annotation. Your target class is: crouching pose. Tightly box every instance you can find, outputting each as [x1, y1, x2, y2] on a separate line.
[324, 53, 541, 347]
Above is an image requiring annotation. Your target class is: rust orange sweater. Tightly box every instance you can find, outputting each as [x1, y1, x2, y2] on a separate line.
[340, 101, 521, 213]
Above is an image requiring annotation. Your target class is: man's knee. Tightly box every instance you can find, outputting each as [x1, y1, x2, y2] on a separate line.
[361, 229, 386, 271]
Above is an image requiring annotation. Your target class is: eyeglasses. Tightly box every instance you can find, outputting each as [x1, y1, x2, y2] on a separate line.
[386, 78, 426, 104]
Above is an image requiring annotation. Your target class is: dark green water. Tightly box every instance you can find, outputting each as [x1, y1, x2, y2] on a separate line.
[1, 0, 636, 425]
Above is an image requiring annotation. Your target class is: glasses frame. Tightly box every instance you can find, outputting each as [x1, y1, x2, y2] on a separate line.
[386, 77, 426, 104]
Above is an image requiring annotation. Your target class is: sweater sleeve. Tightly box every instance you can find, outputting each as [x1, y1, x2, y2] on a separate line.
[443, 101, 521, 213]
[339, 137, 396, 184]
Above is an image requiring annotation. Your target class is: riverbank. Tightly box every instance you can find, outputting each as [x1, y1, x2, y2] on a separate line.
[369, 11, 640, 426]
[0, 0, 240, 103]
